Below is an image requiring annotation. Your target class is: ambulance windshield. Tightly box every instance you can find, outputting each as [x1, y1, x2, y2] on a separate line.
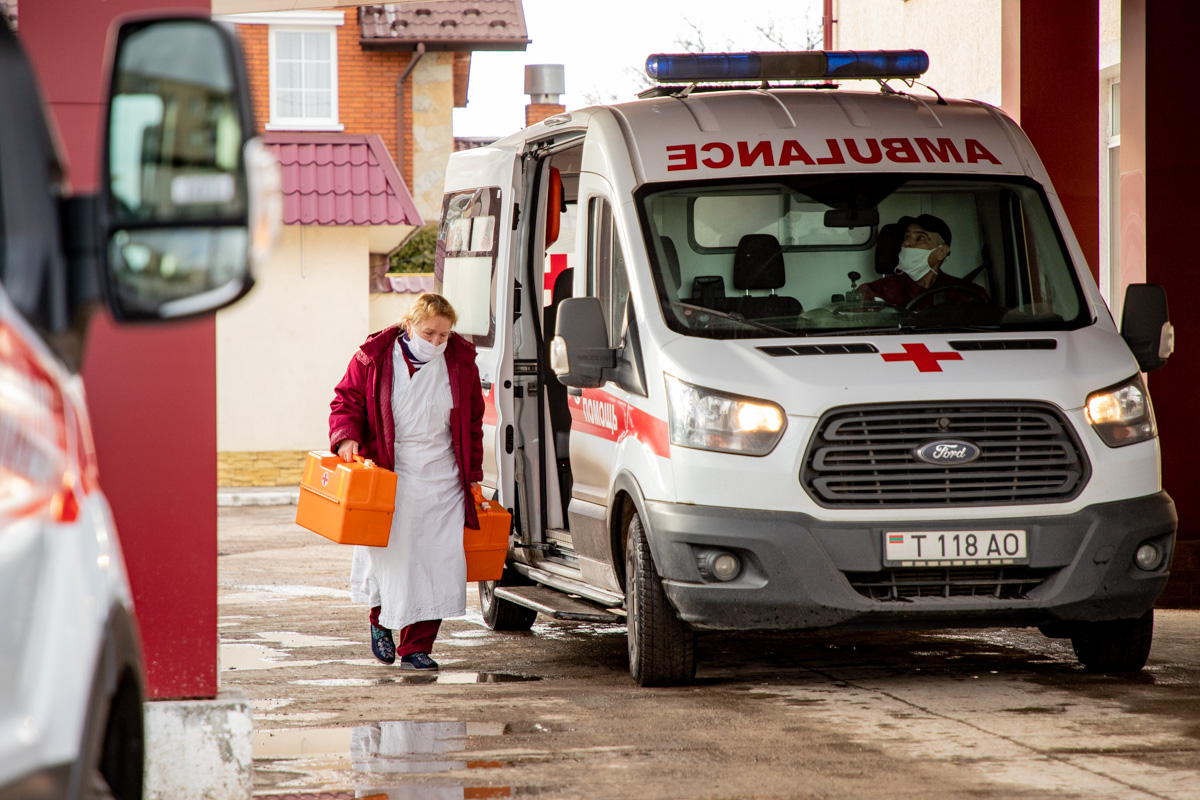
[638, 176, 1089, 339]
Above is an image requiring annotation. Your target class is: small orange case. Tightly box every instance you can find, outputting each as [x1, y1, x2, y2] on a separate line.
[295, 451, 397, 547]
[464, 485, 511, 582]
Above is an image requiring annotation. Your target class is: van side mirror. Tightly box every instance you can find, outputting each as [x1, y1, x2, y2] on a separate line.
[550, 297, 616, 388]
[100, 16, 280, 321]
[1121, 283, 1173, 373]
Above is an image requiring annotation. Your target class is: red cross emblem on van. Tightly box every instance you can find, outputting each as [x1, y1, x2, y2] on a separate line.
[881, 343, 963, 372]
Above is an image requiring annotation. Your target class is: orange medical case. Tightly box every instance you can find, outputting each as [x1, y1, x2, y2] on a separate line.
[464, 486, 511, 582]
[296, 451, 396, 547]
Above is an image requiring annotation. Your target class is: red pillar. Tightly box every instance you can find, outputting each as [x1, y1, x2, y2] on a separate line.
[1000, 0, 1100, 277]
[1122, 0, 1200, 607]
[19, 0, 219, 697]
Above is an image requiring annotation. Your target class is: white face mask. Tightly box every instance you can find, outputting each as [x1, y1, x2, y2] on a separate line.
[406, 330, 447, 361]
[896, 246, 933, 282]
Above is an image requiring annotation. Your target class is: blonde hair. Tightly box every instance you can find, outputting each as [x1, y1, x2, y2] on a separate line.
[402, 292, 457, 329]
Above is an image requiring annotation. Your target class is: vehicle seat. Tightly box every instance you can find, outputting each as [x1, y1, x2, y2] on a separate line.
[660, 236, 683, 294]
[690, 275, 735, 313]
[543, 267, 575, 521]
[873, 222, 906, 275]
[732, 234, 802, 322]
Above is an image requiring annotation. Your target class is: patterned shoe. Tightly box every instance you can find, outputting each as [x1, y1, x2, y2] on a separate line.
[399, 651, 439, 671]
[370, 623, 396, 665]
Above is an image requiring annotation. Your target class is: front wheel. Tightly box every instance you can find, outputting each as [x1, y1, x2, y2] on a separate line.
[478, 567, 537, 632]
[1071, 610, 1154, 673]
[625, 512, 695, 686]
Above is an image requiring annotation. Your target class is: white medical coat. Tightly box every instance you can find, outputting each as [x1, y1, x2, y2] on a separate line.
[350, 342, 467, 631]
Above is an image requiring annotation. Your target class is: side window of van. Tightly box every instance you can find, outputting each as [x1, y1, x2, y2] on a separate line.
[587, 196, 630, 348]
[437, 187, 501, 349]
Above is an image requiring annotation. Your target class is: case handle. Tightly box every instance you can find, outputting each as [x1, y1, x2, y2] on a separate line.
[352, 454, 376, 468]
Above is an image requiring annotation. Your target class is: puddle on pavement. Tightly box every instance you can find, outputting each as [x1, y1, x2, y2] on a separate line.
[254, 720, 517, 794]
[255, 631, 358, 648]
[221, 643, 324, 671]
[290, 672, 540, 688]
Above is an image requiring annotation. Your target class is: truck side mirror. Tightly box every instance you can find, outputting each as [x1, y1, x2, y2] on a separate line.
[1121, 283, 1173, 373]
[100, 16, 280, 321]
[550, 297, 616, 388]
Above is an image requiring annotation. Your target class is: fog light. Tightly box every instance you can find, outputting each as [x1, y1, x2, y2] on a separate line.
[697, 550, 742, 582]
[1135, 543, 1163, 571]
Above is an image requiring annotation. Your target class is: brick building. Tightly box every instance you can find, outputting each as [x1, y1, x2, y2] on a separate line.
[214, 2, 529, 487]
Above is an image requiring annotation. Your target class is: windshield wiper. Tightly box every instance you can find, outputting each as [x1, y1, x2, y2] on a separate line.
[671, 302, 795, 338]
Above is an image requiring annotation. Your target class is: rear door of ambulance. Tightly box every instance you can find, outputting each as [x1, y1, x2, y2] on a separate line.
[439, 145, 524, 509]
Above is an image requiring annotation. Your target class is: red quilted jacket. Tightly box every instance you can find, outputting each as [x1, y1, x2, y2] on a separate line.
[328, 326, 484, 529]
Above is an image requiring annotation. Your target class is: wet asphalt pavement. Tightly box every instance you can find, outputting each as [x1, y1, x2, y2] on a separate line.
[218, 504, 1200, 800]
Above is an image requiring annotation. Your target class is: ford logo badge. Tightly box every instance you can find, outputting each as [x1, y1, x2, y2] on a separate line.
[913, 439, 981, 465]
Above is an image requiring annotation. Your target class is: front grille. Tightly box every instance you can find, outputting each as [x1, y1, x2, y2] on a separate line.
[802, 402, 1089, 507]
[846, 566, 1054, 601]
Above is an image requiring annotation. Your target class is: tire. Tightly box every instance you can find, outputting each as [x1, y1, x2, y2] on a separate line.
[98, 670, 144, 800]
[479, 568, 538, 631]
[1071, 609, 1154, 673]
[625, 512, 696, 687]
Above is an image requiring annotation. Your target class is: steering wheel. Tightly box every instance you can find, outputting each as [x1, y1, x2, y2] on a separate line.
[904, 283, 991, 311]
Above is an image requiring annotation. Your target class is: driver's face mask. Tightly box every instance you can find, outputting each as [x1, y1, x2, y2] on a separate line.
[896, 247, 933, 283]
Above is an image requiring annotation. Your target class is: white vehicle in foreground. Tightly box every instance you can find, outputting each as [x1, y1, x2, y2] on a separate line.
[1, 14, 272, 797]
[437, 50, 1176, 686]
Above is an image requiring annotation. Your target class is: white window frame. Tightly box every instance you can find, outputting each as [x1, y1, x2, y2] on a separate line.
[225, 11, 342, 132]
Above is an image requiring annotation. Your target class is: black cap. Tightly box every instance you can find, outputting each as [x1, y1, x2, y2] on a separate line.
[898, 214, 952, 246]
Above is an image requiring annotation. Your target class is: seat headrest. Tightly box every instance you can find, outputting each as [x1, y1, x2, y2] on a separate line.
[733, 234, 785, 291]
[660, 237, 682, 291]
[552, 267, 574, 302]
[874, 223, 906, 276]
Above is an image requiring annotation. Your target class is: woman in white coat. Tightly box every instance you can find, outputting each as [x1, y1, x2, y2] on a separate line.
[329, 293, 485, 670]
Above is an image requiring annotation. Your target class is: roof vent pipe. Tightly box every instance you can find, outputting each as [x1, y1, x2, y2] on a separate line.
[524, 64, 565, 104]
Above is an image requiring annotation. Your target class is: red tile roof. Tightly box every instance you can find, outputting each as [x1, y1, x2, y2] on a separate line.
[359, 1, 530, 51]
[262, 133, 423, 227]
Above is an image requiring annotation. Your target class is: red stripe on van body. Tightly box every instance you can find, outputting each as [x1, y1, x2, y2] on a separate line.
[569, 388, 670, 459]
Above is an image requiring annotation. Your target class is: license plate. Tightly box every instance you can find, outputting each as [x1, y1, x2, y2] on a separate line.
[883, 530, 1028, 567]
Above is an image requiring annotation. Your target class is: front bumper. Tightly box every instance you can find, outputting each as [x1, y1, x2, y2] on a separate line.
[644, 492, 1176, 631]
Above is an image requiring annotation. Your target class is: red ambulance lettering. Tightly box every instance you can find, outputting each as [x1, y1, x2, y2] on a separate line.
[666, 143, 698, 171]
[964, 139, 1002, 164]
[845, 138, 883, 164]
[700, 142, 734, 169]
[779, 140, 815, 166]
[738, 140, 775, 167]
[662, 137, 1004, 171]
[915, 138, 963, 163]
[882, 137, 920, 163]
[816, 138, 845, 165]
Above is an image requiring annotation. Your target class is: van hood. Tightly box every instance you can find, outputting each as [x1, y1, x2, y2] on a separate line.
[658, 327, 1139, 417]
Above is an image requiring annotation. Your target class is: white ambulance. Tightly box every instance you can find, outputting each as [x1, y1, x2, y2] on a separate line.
[437, 51, 1176, 686]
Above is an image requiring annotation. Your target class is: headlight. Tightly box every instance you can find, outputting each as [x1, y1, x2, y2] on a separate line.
[664, 374, 785, 455]
[1085, 374, 1156, 447]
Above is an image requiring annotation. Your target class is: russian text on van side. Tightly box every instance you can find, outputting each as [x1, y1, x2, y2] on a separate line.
[665, 138, 1001, 171]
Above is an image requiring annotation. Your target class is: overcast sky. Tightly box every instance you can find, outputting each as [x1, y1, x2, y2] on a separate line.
[453, 0, 825, 139]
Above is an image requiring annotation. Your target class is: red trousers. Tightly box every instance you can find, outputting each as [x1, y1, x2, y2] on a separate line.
[370, 606, 441, 657]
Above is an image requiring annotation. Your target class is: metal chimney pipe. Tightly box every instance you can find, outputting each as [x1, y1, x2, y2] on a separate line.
[524, 64, 565, 105]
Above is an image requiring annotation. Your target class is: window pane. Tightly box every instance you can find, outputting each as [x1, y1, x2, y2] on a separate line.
[308, 90, 331, 119]
[276, 31, 301, 60]
[306, 63, 330, 92]
[610, 233, 630, 347]
[277, 90, 302, 118]
[437, 187, 502, 348]
[304, 30, 330, 61]
[278, 62, 301, 91]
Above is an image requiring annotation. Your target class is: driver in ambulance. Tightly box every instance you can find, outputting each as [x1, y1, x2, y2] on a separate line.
[856, 214, 987, 307]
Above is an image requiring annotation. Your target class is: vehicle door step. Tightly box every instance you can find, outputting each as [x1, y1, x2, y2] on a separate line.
[492, 585, 623, 623]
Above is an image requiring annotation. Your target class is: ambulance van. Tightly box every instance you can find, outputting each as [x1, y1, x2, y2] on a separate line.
[437, 51, 1176, 686]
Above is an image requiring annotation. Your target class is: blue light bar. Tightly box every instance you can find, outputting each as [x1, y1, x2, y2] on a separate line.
[644, 50, 929, 83]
